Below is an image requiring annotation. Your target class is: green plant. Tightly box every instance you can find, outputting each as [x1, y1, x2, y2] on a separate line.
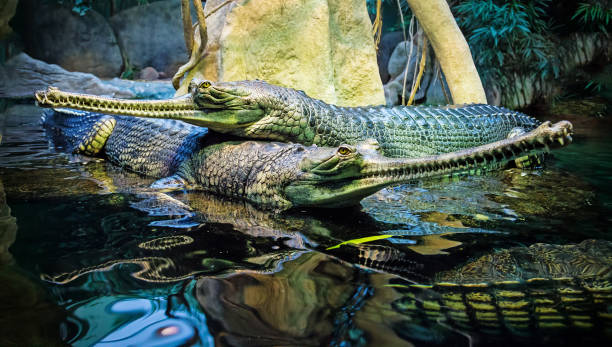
[121, 63, 136, 80]
[53, 0, 150, 17]
[366, 0, 413, 32]
[572, 1, 612, 34]
[71, 0, 91, 16]
[453, 0, 558, 86]
[585, 65, 612, 97]
[366, 0, 410, 16]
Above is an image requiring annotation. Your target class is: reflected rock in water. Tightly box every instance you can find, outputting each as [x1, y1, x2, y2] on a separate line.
[436, 239, 612, 283]
[195, 252, 368, 346]
[0, 178, 16, 266]
[491, 168, 596, 217]
[405, 234, 463, 256]
[0, 178, 67, 346]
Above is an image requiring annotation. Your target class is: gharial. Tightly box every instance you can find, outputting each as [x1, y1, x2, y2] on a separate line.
[36, 79, 548, 158]
[42, 108, 572, 210]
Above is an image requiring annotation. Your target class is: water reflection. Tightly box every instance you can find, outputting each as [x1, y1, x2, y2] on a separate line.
[1, 105, 612, 346]
[386, 239, 612, 345]
[66, 293, 210, 347]
[41, 224, 304, 285]
[196, 252, 366, 345]
[0, 178, 66, 346]
[0, 179, 16, 266]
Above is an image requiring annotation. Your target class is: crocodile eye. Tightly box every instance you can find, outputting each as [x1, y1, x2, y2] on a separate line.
[199, 81, 211, 89]
[337, 146, 352, 156]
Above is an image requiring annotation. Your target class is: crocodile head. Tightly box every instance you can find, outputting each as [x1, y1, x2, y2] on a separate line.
[285, 139, 409, 208]
[283, 121, 573, 208]
[35, 80, 278, 133]
[187, 79, 268, 131]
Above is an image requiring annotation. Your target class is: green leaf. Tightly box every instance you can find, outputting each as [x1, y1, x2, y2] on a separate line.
[326, 235, 394, 250]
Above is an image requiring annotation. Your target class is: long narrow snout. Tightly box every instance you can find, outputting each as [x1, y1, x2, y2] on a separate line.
[35, 86, 263, 131]
[286, 121, 573, 208]
[35, 86, 205, 121]
[362, 120, 573, 184]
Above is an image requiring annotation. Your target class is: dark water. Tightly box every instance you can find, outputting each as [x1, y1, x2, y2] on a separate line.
[0, 104, 611, 346]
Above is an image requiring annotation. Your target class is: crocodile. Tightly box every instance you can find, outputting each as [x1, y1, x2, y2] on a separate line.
[42, 109, 571, 209]
[35, 80, 543, 158]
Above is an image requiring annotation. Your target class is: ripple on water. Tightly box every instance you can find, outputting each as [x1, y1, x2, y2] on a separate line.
[1, 104, 612, 346]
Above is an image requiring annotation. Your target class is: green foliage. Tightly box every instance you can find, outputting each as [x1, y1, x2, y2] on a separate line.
[366, 0, 413, 32]
[585, 65, 612, 97]
[453, 0, 559, 85]
[71, 0, 91, 16]
[366, 0, 410, 16]
[53, 0, 150, 17]
[572, 1, 612, 34]
[326, 235, 393, 250]
[120, 63, 136, 80]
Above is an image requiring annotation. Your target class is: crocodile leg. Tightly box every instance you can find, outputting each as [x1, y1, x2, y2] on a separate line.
[76, 115, 116, 156]
[41, 109, 116, 156]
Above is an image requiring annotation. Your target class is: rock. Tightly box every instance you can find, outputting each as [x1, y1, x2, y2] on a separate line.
[104, 78, 176, 100]
[383, 78, 402, 106]
[377, 31, 404, 83]
[177, 0, 385, 107]
[0, 53, 134, 99]
[484, 82, 501, 106]
[387, 40, 419, 78]
[425, 72, 451, 105]
[110, 0, 189, 78]
[19, 2, 122, 78]
[139, 66, 160, 81]
[549, 97, 608, 118]
[384, 38, 441, 106]
[384, 70, 432, 106]
[0, 0, 17, 39]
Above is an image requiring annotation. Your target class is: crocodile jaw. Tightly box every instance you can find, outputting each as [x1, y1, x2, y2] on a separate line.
[285, 121, 573, 208]
[34, 87, 264, 131]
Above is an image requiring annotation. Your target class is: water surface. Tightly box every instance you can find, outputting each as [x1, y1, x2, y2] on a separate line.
[0, 104, 610, 346]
